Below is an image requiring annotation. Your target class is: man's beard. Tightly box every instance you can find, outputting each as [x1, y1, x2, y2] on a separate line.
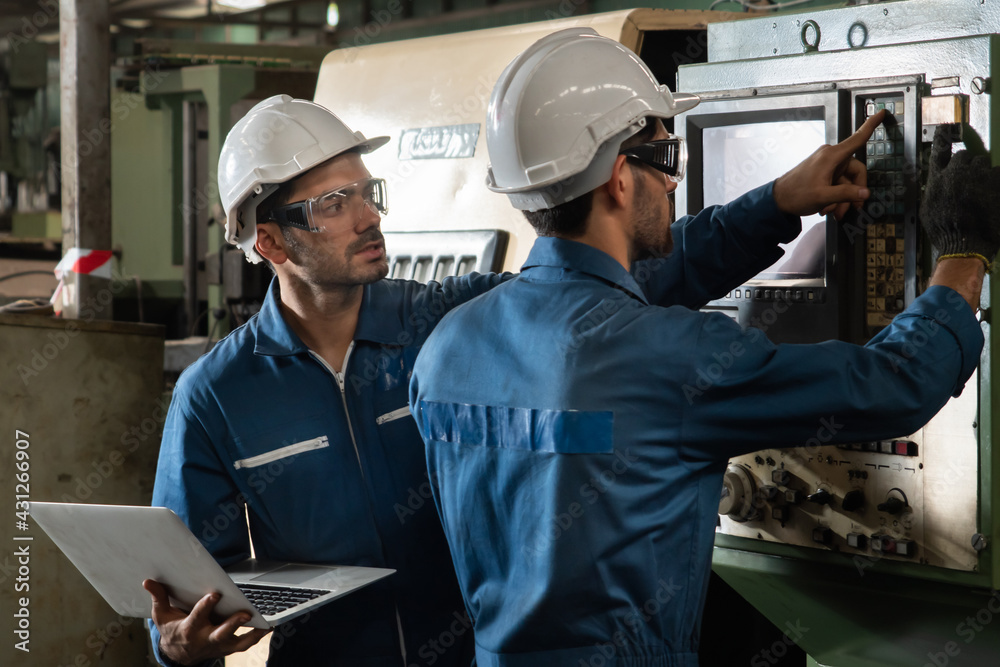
[630, 171, 674, 263]
[282, 226, 388, 288]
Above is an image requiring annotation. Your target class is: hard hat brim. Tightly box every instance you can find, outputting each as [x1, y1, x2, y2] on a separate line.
[355, 135, 391, 155]
[671, 92, 700, 115]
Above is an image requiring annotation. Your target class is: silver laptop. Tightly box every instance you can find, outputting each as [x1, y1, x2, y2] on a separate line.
[28, 502, 395, 629]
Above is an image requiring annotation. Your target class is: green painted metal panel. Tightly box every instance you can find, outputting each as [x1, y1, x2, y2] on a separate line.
[110, 89, 182, 284]
[11, 211, 60, 239]
[713, 547, 1000, 667]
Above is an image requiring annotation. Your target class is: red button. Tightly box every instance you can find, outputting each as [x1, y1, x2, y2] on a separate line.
[893, 440, 917, 456]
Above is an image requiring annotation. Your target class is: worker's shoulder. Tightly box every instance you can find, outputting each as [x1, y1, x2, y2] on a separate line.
[173, 315, 262, 397]
[600, 298, 715, 341]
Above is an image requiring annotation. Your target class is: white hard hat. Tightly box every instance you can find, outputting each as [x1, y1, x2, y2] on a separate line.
[485, 28, 699, 211]
[218, 94, 389, 261]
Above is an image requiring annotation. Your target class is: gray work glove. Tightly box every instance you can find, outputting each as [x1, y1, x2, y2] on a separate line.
[920, 126, 1000, 268]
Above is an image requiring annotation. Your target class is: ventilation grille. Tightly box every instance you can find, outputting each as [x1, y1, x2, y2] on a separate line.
[383, 230, 509, 283]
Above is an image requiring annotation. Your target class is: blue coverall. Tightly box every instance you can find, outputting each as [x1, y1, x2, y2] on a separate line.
[410, 189, 983, 667]
[149, 275, 509, 666]
[150, 181, 803, 666]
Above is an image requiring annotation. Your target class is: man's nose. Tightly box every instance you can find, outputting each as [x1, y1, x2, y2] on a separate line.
[356, 200, 381, 230]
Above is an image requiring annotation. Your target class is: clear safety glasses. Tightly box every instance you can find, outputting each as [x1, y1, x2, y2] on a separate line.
[619, 136, 687, 183]
[270, 177, 388, 232]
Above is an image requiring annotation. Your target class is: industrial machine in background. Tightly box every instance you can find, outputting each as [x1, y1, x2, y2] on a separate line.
[671, 1, 1000, 665]
[0, 40, 61, 304]
[312, 8, 742, 272]
[110, 39, 333, 344]
[0, 40, 56, 238]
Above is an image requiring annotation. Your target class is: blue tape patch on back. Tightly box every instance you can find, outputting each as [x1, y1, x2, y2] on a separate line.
[417, 401, 613, 454]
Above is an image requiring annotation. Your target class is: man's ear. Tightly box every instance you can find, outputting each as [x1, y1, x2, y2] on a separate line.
[603, 154, 631, 210]
[255, 223, 289, 265]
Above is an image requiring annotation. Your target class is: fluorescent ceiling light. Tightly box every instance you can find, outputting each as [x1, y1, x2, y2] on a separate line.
[120, 18, 153, 29]
[216, 0, 268, 10]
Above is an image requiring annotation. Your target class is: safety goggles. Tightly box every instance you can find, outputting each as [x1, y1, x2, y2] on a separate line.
[269, 177, 388, 232]
[619, 136, 687, 183]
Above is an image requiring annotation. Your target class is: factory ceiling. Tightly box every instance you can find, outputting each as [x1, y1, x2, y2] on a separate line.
[0, 0, 308, 39]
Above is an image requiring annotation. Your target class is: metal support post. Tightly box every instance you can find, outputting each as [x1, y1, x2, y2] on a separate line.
[59, 0, 112, 319]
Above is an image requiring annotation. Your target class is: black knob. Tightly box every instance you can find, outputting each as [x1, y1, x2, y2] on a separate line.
[877, 497, 907, 515]
[842, 490, 865, 513]
[807, 489, 833, 505]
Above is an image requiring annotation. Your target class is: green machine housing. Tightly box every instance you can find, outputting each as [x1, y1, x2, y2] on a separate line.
[111, 41, 328, 338]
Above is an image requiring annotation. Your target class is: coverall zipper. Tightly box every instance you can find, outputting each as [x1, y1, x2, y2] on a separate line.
[376, 406, 412, 425]
[308, 343, 407, 664]
[309, 343, 364, 474]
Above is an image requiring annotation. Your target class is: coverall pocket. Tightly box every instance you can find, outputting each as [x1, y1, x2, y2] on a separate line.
[416, 401, 614, 454]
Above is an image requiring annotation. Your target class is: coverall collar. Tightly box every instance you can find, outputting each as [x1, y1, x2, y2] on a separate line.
[521, 236, 650, 305]
[254, 277, 406, 357]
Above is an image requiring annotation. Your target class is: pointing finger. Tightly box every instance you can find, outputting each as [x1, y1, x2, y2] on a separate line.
[832, 110, 887, 160]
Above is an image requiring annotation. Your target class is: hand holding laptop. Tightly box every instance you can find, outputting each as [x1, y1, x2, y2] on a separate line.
[144, 579, 271, 665]
[28, 503, 395, 665]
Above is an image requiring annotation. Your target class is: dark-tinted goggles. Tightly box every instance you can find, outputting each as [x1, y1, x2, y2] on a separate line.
[619, 137, 687, 182]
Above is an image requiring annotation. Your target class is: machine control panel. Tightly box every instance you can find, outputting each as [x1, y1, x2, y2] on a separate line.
[714, 81, 980, 573]
[718, 380, 980, 571]
[862, 94, 912, 334]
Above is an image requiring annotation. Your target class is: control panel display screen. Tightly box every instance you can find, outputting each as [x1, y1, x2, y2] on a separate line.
[703, 121, 826, 281]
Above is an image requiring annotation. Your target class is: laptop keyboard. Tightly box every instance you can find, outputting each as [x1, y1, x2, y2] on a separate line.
[236, 583, 329, 617]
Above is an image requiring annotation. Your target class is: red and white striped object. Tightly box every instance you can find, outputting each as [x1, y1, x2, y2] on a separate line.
[54, 248, 114, 280]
